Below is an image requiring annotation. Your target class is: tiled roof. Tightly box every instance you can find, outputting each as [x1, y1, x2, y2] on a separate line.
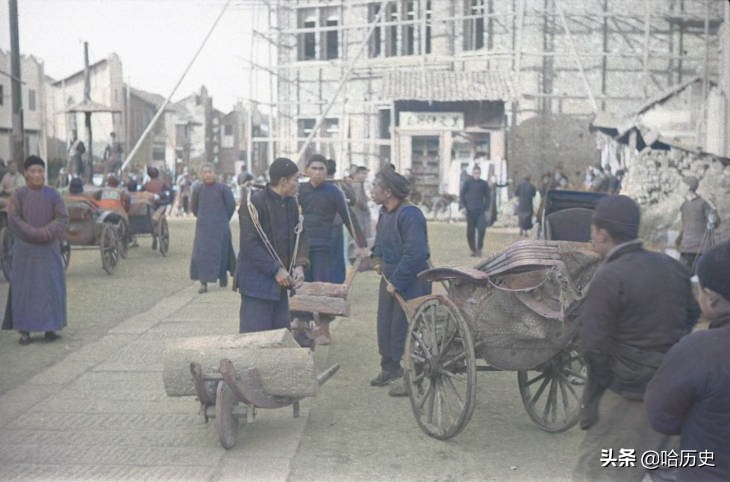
[380, 70, 514, 102]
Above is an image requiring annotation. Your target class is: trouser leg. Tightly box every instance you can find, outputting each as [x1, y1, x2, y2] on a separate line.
[465, 211, 477, 252]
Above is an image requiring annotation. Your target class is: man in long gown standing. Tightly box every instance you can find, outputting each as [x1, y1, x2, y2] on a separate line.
[2, 156, 68, 345]
[189, 164, 236, 294]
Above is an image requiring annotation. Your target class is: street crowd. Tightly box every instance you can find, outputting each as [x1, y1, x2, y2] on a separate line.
[0, 152, 727, 481]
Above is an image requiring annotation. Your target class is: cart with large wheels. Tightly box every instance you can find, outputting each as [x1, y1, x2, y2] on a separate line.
[393, 189, 610, 440]
[128, 192, 171, 256]
[392, 240, 600, 440]
[62, 199, 124, 274]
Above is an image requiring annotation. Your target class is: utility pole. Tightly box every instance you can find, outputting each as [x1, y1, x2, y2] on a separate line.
[84, 41, 93, 181]
[9, 0, 24, 163]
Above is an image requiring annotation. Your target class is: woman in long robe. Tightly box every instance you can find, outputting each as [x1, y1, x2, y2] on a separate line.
[189, 164, 236, 293]
[2, 155, 68, 345]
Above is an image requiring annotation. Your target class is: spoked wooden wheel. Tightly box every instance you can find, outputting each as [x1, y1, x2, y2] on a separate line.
[116, 221, 129, 259]
[215, 381, 242, 449]
[517, 347, 586, 433]
[405, 295, 477, 440]
[60, 240, 71, 270]
[158, 217, 169, 256]
[99, 224, 119, 275]
[0, 226, 14, 281]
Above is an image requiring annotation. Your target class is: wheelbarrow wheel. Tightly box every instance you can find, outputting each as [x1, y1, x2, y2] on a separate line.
[60, 240, 71, 270]
[405, 295, 477, 440]
[215, 381, 241, 449]
[99, 224, 119, 275]
[517, 346, 586, 433]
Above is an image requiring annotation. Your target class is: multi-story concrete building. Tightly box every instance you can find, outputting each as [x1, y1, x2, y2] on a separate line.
[272, 0, 724, 198]
[0, 50, 46, 162]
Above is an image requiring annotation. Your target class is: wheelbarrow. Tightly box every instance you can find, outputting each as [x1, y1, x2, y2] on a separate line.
[189, 359, 340, 449]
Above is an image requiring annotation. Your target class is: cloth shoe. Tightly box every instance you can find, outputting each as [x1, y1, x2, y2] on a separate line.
[370, 367, 403, 387]
[198, 283, 208, 294]
[44, 331, 61, 342]
[314, 320, 331, 346]
[388, 378, 409, 397]
[18, 331, 31, 345]
[219, 275, 228, 288]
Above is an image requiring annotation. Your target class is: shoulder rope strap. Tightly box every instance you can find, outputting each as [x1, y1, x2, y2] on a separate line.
[246, 188, 287, 272]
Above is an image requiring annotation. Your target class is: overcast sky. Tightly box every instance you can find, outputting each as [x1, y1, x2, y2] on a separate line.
[0, 0, 274, 111]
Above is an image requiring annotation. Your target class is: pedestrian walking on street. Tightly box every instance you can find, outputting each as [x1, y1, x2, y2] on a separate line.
[190, 164, 237, 294]
[460, 163, 490, 257]
[296, 154, 367, 345]
[515, 175, 537, 237]
[645, 241, 730, 482]
[573, 194, 700, 482]
[676, 176, 717, 272]
[369, 165, 431, 396]
[351, 166, 372, 245]
[2, 156, 68, 345]
[236, 158, 308, 335]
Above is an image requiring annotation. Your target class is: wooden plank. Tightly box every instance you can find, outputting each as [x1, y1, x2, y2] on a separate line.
[289, 295, 350, 316]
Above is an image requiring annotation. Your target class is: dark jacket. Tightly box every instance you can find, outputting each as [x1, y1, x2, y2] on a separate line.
[371, 202, 430, 295]
[679, 194, 712, 254]
[299, 180, 365, 248]
[579, 240, 700, 399]
[236, 186, 308, 301]
[645, 315, 730, 482]
[460, 178, 490, 212]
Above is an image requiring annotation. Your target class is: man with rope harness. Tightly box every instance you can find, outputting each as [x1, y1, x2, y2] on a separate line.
[235, 158, 309, 338]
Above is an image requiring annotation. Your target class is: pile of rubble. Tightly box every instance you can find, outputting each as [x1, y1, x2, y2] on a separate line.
[622, 150, 730, 247]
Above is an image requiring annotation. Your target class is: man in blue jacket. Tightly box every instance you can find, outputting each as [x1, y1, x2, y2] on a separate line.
[236, 158, 308, 334]
[645, 241, 730, 482]
[369, 166, 431, 394]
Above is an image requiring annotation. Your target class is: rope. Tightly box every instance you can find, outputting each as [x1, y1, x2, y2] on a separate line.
[246, 187, 287, 272]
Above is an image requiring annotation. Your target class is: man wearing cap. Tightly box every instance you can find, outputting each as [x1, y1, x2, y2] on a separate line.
[2, 156, 68, 345]
[236, 157, 308, 334]
[369, 166, 431, 394]
[573, 194, 700, 481]
[676, 176, 716, 271]
[296, 154, 367, 345]
[645, 241, 730, 482]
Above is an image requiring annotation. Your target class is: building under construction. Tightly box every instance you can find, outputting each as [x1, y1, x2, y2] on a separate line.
[249, 0, 726, 199]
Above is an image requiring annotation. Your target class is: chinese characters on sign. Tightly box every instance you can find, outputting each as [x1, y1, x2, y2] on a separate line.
[399, 112, 465, 130]
[600, 449, 715, 469]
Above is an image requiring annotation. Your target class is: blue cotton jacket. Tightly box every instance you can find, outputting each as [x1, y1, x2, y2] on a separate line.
[236, 186, 308, 301]
[645, 315, 730, 482]
[371, 202, 430, 295]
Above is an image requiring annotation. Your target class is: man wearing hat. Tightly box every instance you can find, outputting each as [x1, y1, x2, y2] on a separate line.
[645, 241, 730, 482]
[2, 156, 68, 345]
[369, 166, 431, 394]
[676, 176, 716, 271]
[236, 158, 308, 335]
[573, 194, 700, 481]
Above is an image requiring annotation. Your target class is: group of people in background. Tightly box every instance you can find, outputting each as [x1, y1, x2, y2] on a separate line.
[1, 150, 726, 479]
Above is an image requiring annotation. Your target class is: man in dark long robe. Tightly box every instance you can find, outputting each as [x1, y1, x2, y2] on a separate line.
[190, 163, 236, 293]
[515, 175, 537, 237]
[2, 155, 68, 345]
[369, 166, 431, 395]
[236, 158, 308, 334]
